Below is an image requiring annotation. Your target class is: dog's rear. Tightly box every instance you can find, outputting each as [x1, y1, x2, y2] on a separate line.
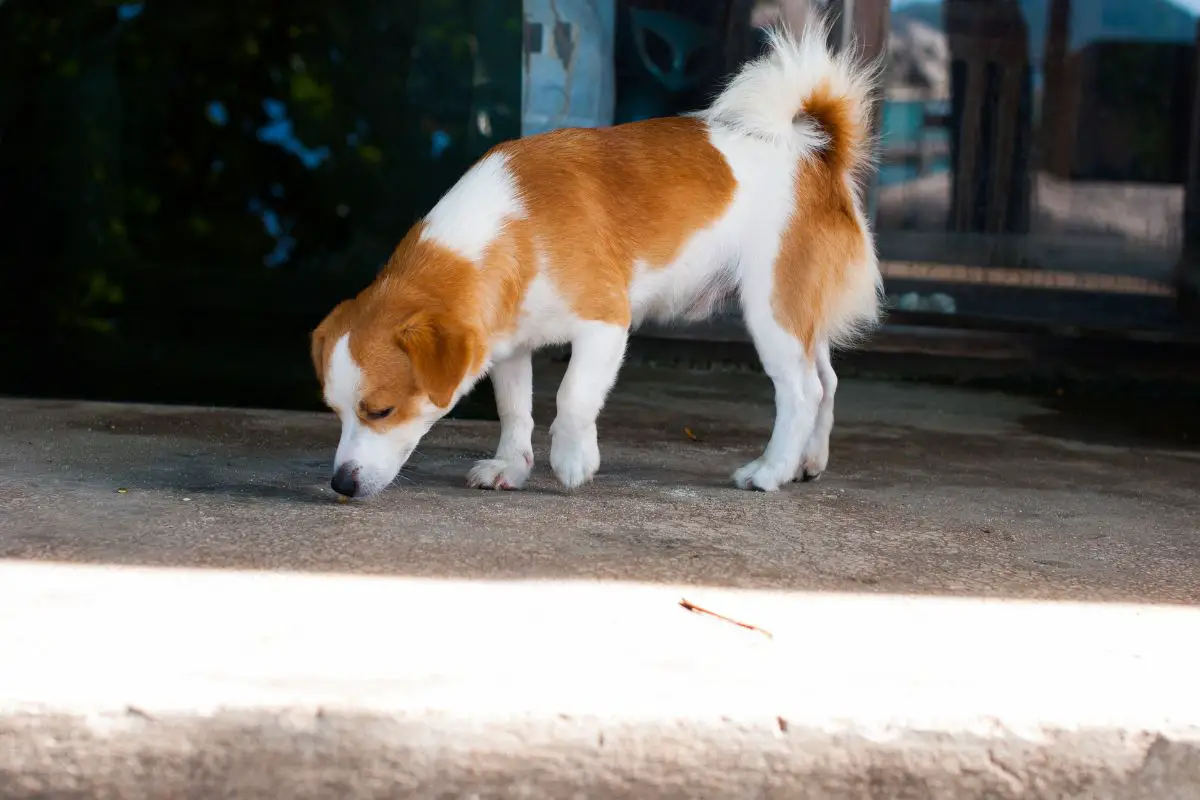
[701, 19, 882, 351]
[696, 19, 882, 489]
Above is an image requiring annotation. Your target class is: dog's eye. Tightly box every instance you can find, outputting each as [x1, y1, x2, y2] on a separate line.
[363, 406, 394, 421]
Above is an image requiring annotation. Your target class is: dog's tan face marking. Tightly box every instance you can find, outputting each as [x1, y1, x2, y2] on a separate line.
[309, 233, 488, 498]
[321, 330, 437, 499]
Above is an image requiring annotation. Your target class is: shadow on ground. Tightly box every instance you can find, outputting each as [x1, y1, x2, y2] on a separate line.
[2, 360, 1197, 604]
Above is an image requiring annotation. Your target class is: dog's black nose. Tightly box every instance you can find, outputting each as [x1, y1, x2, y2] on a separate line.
[331, 464, 359, 497]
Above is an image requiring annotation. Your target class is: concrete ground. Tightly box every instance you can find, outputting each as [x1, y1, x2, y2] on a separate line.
[1, 361, 1199, 798]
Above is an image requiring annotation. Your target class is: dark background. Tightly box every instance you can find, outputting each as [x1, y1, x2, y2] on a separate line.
[3, 0, 1199, 420]
[0, 0, 521, 411]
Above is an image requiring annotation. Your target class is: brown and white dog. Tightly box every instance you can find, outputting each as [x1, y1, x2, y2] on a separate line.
[310, 21, 882, 499]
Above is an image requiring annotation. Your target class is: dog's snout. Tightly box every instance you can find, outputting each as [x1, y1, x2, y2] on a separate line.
[331, 463, 359, 497]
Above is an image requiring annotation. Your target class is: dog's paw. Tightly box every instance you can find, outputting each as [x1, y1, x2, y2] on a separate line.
[797, 446, 829, 483]
[733, 458, 791, 492]
[467, 453, 533, 491]
[550, 427, 600, 489]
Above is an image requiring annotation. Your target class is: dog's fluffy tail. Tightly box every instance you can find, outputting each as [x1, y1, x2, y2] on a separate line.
[701, 17, 884, 350]
[702, 17, 880, 181]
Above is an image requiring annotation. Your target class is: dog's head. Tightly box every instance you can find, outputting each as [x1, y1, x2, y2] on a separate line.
[310, 294, 485, 499]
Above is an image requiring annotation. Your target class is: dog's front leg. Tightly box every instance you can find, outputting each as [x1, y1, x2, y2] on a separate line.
[468, 352, 535, 490]
[550, 322, 628, 489]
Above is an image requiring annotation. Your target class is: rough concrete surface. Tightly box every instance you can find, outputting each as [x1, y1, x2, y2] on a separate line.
[1, 362, 1199, 798]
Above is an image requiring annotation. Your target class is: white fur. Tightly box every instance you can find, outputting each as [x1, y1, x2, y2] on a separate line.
[468, 352, 535, 490]
[549, 321, 628, 489]
[799, 340, 837, 480]
[421, 151, 525, 263]
[491, 270, 578, 362]
[699, 19, 883, 350]
[701, 21, 878, 488]
[717, 126, 818, 489]
[488, 271, 632, 490]
[622, 120, 841, 490]
[698, 19, 878, 169]
[624, 122, 803, 337]
[325, 334, 440, 498]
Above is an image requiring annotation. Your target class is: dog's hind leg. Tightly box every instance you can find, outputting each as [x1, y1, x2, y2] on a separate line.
[798, 339, 836, 482]
[733, 288, 822, 493]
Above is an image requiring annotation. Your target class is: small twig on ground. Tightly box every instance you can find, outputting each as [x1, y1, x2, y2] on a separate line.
[125, 705, 157, 722]
[679, 598, 773, 639]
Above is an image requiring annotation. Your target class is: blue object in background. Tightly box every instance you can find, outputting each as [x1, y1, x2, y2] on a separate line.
[256, 98, 331, 169]
[116, 3, 143, 21]
[521, 0, 616, 136]
[430, 130, 452, 158]
[878, 99, 950, 186]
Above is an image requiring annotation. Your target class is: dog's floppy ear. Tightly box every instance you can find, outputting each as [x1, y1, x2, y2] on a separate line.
[395, 311, 484, 409]
[310, 300, 354, 386]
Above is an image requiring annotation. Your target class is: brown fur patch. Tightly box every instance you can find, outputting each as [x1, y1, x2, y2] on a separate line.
[344, 325, 430, 430]
[310, 223, 492, 425]
[479, 217, 538, 336]
[772, 81, 873, 354]
[771, 158, 866, 354]
[495, 117, 737, 327]
[393, 310, 486, 408]
[799, 80, 866, 175]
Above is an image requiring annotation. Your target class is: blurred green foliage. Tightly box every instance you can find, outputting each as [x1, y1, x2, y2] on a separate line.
[0, 0, 520, 407]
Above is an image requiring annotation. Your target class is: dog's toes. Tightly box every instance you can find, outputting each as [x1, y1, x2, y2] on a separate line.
[467, 457, 531, 491]
[733, 459, 788, 492]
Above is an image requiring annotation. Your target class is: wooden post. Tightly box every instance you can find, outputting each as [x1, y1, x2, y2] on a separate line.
[841, 0, 890, 226]
[846, 0, 889, 62]
[1040, 0, 1072, 175]
[779, 0, 816, 32]
[943, 0, 1033, 234]
[1175, 19, 1200, 323]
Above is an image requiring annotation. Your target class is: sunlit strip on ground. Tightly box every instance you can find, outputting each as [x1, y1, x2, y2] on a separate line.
[1, 560, 1197, 738]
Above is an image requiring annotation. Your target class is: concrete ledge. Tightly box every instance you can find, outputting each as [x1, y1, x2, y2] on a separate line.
[2, 369, 1199, 796]
[2, 563, 1199, 798]
[5, 712, 1199, 799]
